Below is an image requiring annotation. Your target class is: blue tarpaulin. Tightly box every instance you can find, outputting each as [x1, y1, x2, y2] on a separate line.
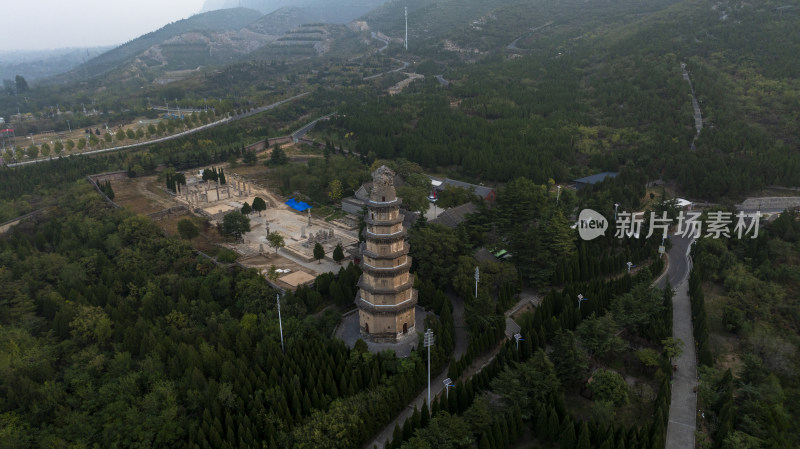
[286, 198, 312, 212]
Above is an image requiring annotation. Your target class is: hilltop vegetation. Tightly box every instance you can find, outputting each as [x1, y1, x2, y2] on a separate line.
[318, 0, 800, 201]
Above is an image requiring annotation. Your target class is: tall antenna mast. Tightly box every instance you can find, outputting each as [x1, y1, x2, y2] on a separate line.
[404, 6, 408, 50]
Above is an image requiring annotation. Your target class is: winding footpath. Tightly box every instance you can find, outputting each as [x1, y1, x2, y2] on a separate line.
[657, 236, 698, 449]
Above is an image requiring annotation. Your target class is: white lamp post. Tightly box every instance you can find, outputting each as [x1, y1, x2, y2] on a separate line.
[514, 333, 525, 350]
[443, 378, 454, 399]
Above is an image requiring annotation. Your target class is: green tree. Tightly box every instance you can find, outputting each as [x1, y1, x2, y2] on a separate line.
[252, 197, 267, 216]
[550, 330, 589, 386]
[15, 75, 28, 93]
[53, 141, 63, 155]
[333, 244, 345, 264]
[147, 124, 157, 136]
[491, 349, 560, 418]
[328, 179, 344, 203]
[77, 138, 86, 150]
[26, 145, 38, 159]
[661, 337, 684, 364]
[576, 313, 627, 357]
[88, 133, 99, 148]
[65, 139, 75, 151]
[635, 348, 662, 369]
[116, 129, 125, 141]
[545, 209, 576, 260]
[409, 224, 469, 288]
[590, 369, 628, 406]
[270, 144, 288, 165]
[314, 243, 325, 264]
[437, 186, 477, 209]
[221, 212, 250, 241]
[40, 143, 50, 157]
[267, 265, 280, 282]
[177, 218, 199, 240]
[126, 129, 135, 140]
[611, 283, 665, 335]
[577, 422, 591, 449]
[241, 202, 252, 215]
[267, 232, 285, 253]
[242, 151, 257, 165]
[70, 305, 113, 344]
[104, 132, 113, 143]
[397, 185, 429, 215]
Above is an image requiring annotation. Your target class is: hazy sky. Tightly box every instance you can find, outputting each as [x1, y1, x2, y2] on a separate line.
[7, 0, 206, 51]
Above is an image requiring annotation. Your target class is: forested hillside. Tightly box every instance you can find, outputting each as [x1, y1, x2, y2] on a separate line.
[318, 0, 800, 201]
[689, 212, 800, 448]
[0, 184, 439, 448]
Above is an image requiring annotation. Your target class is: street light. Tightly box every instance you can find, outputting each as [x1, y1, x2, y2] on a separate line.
[577, 294, 589, 310]
[424, 329, 435, 405]
[514, 333, 525, 350]
[614, 203, 620, 221]
[556, 185, 561, 204]
[443, 378, 454, 399]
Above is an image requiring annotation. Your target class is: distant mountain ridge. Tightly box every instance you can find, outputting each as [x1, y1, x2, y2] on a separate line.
[0, 47, 113, 82]
[202, 0, 388, 23]
[48, 8, 264, 84]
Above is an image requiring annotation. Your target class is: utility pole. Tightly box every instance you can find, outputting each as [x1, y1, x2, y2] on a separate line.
[404, 6, 408, 50]
[277, 291, 285, 352]
[424, 329, 434, 405]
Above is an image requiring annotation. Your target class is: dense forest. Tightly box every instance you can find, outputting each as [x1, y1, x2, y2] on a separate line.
[0, 184, 454, 448]
[689, 212, 800, 448]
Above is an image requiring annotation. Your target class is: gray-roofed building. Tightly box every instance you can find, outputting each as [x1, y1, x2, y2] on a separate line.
[430, 177, 496, 203]
[573, 172, 619, 189]
[430, 202, 479, 228]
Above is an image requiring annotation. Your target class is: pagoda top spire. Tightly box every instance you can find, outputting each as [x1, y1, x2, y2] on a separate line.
[369, 165, 397, 203]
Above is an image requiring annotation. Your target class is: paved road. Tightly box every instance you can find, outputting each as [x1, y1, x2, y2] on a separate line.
[506, 22, 553, 50]
[657, 235, 692, 289]
[362, 294, 469, 449]
[7, 92, 309, 168]
[660, 235, 698, 449]
[290, 112, 335, 142]
[363, 32, 411, 81]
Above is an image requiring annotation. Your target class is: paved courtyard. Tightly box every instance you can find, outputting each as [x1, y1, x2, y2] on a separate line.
[335, 306, 430, 357]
